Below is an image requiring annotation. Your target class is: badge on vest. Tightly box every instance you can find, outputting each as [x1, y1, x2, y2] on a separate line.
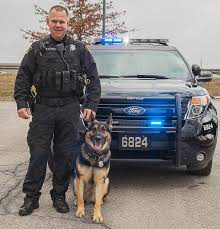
[46, 47, 56, 51]
[70, 44, 76, 52]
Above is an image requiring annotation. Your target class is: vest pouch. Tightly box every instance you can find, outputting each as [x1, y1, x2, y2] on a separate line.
[47, 70, 55, 88]
[33, 72, 42, 88]
[70, 70, 77, 91]
[55, 72, 62, 91]
[62, 71, 71, 92]
[76, 74, 85, 96]
[41, 71, 47, 88]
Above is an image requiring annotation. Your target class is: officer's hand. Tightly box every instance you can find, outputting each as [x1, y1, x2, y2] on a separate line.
[17, 108, 31, 119]
[83, 109, 96, 122]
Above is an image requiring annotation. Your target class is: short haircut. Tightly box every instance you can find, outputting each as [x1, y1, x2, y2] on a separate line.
[49, 5, 69, 17]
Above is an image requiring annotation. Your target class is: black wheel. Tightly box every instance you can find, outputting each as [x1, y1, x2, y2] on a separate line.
[187, 159, 212, 176]
[48, 149, 55, 172]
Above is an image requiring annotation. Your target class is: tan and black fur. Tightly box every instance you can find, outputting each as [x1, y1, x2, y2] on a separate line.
[74, 113, 112, 223]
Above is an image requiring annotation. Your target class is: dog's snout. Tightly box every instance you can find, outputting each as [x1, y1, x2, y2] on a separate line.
[95, 135, 102, 142]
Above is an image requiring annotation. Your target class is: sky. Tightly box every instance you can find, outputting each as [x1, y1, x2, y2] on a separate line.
[0, 0, 220, 68]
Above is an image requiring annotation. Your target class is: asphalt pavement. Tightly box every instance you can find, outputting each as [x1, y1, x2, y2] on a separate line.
[0, 100, 220, 229]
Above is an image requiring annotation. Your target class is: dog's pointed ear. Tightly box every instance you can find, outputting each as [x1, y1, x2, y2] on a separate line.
[88, 111, 95, 127]
[107, 113, 113, 131]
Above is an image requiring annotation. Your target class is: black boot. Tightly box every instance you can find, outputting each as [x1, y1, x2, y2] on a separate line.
[19, 199, 39, 216]
[52, 198, 69, 213]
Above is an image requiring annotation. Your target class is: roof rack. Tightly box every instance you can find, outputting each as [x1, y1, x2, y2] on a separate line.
[129, 39, 169, 45]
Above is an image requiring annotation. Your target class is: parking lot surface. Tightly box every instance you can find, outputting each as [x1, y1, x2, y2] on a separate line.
[0, 100, 220, 229]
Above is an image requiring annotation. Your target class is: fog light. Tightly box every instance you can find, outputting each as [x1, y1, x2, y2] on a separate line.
[196, 152, 206, 162]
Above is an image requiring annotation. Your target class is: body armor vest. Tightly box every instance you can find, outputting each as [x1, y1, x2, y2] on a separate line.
[33, 37, 84, 97]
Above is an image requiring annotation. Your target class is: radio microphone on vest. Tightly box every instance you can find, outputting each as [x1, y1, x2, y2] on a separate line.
[56, 43, 65, 53]
[56, 43, 69, 72]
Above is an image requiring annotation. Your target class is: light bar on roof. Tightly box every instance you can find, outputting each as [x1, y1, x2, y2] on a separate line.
[94, 37, 124, 45]
[112, 38, 123, 43]
[129, 39, 169, 44]
[93, 38, 169, 45]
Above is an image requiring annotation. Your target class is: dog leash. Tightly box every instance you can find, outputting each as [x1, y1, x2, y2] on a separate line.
[80, 111, 89, 131]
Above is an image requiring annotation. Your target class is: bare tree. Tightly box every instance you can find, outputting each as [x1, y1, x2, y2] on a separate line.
[21, 0, 128, 43]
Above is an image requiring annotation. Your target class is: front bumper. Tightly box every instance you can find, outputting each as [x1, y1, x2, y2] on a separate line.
[110, 103, 218, 169]
[180, 103, 218, 169]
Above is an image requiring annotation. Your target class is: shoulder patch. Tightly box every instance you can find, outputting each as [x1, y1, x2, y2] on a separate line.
[25, 46, 32, 55]
[69, 44, 76, 52]
[85, 46, 91, 53]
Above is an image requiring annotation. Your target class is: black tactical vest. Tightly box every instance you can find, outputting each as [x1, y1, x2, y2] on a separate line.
[33, 36, 84, 97]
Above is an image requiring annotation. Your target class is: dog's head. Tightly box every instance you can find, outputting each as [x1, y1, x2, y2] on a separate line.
[85, 113, 112, 155]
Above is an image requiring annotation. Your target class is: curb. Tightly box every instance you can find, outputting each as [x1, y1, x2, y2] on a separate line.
[213, 96, 220, 99]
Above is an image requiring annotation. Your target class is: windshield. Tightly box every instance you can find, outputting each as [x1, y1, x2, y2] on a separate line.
[91, 49, 192, 80]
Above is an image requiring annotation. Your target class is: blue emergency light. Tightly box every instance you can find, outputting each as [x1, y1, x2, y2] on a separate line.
[150, 120, 163, 126]
[101, 37, 123, 45]
[93, 37, 124, 45]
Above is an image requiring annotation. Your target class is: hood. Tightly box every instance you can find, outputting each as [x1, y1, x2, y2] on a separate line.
[100, 78, 207, 98]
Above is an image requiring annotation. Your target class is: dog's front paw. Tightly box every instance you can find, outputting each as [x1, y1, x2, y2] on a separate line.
[93, 213, 103, 223]
[76, 208, 85, 218]
[74, 199, 77, 206]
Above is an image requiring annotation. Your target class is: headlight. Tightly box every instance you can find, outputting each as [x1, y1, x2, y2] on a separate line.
[186, 95, 210, 119]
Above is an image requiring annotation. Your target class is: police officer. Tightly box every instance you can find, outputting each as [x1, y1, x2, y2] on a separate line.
[14, 5, 101, 216]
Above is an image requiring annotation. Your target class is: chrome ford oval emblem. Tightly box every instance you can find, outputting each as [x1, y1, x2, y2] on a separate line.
[123, 106, 146, 115]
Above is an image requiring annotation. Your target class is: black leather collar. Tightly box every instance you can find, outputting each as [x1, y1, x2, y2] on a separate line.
[84, 143, 104, 160]
[82, 143, 111, 167]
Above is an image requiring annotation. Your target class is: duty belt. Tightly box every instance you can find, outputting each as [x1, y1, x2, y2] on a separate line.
[36, 95, 76, 107]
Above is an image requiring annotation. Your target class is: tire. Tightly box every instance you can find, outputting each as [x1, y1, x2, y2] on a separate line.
[187, 159, 212, 176]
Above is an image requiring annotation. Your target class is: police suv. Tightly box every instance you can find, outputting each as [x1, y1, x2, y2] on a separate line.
[90, 38, 218, 176]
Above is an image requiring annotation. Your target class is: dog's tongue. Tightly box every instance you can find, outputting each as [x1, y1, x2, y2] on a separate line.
[95, 143, 102, 150]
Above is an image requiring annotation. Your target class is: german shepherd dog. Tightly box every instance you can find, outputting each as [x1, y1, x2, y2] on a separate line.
[74, 113, 112, 223]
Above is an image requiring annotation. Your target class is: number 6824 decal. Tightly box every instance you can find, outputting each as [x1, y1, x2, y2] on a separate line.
[119, 135, 148, 149]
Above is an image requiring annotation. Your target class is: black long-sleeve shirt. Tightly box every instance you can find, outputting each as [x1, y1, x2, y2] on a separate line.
[14, 35, 101, 112]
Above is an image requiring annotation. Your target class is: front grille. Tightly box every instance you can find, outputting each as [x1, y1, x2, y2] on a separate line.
[96, 96, 190, 129]
[96, 95, 190, 163]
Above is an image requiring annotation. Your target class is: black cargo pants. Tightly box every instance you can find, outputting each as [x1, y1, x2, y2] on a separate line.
[23, 100, 80, 201]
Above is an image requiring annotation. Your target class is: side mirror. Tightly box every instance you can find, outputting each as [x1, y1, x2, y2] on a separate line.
[192, 64, 201, 76]
[197, 70, 213, 82]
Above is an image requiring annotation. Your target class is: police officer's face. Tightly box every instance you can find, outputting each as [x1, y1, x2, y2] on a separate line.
[47, 9, 69, 41]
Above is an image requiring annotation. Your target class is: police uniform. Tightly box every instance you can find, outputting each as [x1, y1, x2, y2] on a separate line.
[14, 35, 101, 205]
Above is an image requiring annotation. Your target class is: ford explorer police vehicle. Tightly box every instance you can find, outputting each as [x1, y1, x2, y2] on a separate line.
[90, 38, 218, 176]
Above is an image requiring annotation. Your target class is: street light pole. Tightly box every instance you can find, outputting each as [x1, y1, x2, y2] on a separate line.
[102, 0, 106, 38]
